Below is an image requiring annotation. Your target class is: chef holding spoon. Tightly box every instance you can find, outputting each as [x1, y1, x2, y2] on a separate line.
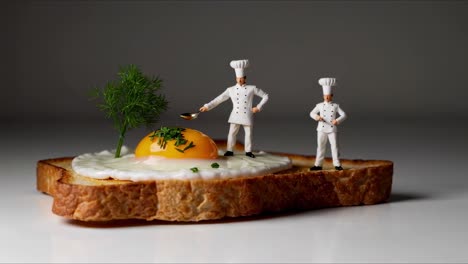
[198, 59, 269, 158]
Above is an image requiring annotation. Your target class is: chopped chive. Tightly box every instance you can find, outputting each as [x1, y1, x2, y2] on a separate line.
[183, 141, 195, 151]
[149, 127, 195, 152]
[190, 167, 199, 173]
[211, 163, 220, 168]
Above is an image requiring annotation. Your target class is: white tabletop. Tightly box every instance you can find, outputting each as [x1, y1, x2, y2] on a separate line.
[1, 119, 467, 263]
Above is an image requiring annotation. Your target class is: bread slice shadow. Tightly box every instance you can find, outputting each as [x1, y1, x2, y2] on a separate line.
[388, 192, 429, 203]
[62, 207, 340, 228]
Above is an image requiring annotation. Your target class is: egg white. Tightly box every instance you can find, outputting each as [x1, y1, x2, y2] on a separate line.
[72, 146, 292, 181]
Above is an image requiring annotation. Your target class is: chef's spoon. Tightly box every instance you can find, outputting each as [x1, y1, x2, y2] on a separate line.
[180, 111, 201, 120]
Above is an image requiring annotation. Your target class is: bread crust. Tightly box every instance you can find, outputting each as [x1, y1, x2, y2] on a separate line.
[37, 149, 393, 222]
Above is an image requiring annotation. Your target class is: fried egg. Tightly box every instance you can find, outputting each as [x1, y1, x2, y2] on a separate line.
[135, 128, 218, 159]
[72, 128, 292, 181]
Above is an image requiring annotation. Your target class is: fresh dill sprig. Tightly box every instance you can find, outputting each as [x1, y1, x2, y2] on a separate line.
[91, 64, 168, 158]
[149, 127, 196, 153]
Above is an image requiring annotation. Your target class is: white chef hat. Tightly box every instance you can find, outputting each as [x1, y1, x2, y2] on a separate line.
[230, 59, 249, 78]
[318, 77, 337, 95]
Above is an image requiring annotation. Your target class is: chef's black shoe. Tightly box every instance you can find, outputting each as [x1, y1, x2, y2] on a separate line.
[335, 166, 344, 171]
[223, 151, 234, 157]
[310, 166, 322, 171]
[245, 152, 255, 158]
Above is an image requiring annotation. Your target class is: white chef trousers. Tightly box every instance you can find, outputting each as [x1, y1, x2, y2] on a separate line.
[315, 131, 341, 167]
[227, 124, 252, 152]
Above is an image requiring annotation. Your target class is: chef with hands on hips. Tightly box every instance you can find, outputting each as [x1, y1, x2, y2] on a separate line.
[199, 59, 269, 158]
[310, 78, 347, 171]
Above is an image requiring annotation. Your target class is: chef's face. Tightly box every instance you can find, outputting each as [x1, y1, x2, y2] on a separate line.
[323, 94, 333, 102]
[236, 76, 246, 85]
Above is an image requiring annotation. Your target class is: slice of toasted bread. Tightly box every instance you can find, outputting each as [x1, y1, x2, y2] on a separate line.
[36, 142, 393, 222]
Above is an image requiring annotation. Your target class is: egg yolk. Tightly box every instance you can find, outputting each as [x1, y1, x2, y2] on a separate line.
[135, 128, 219, 159]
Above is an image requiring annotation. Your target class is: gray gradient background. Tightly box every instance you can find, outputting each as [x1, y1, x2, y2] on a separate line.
[5, 0, 468, 122]
[2, 1, 468, 263]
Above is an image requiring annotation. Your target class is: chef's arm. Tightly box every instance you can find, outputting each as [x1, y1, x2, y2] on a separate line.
[335, 106, 347, 124]
[310, 106, 322, 121]
[254, 87, 269, 111]
[200, 89, 230, 112]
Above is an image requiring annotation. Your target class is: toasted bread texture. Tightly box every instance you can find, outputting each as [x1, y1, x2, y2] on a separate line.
[36, 143, 393, 222]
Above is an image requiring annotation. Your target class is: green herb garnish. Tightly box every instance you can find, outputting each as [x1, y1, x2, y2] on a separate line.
[190, 167, 199, 173]
[91, 64, 168, 158]
[183, 141, 195, 151]
[211, 163, 220, 168]
[149, 127, 196, 153]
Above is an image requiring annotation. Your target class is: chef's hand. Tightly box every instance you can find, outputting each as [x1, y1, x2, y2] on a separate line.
[332, 120, 338, 125]
[199, 106, 209, 112]
[317, 116, 323, 121]
[252, 107, 260, 113]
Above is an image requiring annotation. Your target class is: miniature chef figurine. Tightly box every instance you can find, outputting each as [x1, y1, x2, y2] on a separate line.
[310, 78, 347, 170]
[199, 59, 269, 158]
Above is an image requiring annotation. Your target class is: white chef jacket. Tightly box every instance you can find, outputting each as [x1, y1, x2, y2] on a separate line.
[310, 102, 347, 133]
[204, 84, 269, 126]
